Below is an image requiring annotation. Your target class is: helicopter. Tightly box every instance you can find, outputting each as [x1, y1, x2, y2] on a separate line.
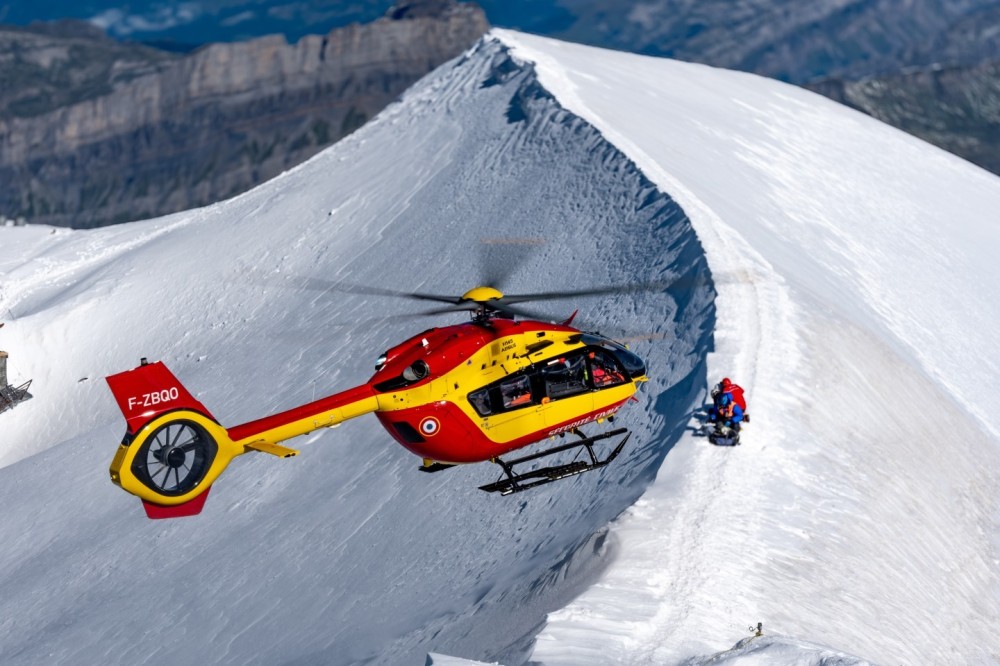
[105, 282, 654, 519]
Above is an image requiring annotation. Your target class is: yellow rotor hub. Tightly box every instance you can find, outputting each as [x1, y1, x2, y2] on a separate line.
[461, 286, 504, 303]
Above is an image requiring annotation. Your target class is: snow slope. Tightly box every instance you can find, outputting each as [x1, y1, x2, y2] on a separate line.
[0, 39, 711, 665]
[495, 31, 1000, 665]
[1, 28, 999, 666]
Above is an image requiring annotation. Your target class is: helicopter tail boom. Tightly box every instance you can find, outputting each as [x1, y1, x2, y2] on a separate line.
[106, 360, 379, 518]
[226, 384, 378, 448]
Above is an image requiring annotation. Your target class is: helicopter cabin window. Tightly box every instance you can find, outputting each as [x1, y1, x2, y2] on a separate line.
[500, 375, 533, 410]
[468, 388, 492, 416]
[542, 354, 589, 400]
[587, 349, 627, 388]
[468, 373, 538, 416]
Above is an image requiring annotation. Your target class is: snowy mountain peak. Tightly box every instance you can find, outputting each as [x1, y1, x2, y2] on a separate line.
[0, 29, 998, 665]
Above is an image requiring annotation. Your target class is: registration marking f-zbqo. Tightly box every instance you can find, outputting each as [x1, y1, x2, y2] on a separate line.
[128, 387, 180, 410]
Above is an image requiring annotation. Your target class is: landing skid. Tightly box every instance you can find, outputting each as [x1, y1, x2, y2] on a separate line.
[479, 427, 630, 495]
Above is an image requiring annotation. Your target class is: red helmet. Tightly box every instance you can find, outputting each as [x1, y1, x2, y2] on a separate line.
[721, 377, 731, 388]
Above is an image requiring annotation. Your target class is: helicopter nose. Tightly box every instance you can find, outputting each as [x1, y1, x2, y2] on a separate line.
[610, 347, 647, 379]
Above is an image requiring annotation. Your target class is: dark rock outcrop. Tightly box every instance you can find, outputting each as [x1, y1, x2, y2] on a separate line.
[0, 21, 178, 120]
[0, 2, 488, 228]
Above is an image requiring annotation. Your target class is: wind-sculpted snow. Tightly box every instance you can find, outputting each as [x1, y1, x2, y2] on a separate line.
[0, 39, 712, 665]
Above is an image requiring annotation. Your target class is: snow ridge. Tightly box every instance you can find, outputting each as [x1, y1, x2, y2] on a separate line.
[498, 30, 1000, 665]
[0, 39, 714, 665]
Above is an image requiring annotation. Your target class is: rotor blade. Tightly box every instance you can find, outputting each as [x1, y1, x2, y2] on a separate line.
[486, 299, 567, 322]
[278, 276, 464, 305]
[502, 279, 674, 305]
[479, 237, 546, 291]
[272, 305, 481, 340]
[345, 304, 479, 319]
[411, 304, 481, 316]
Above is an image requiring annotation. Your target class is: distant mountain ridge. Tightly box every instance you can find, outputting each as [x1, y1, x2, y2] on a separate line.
[501, 0, 1000, 171]
[0, 1, 400, 49]
[0, 1, 488, 228]
[2, 0, 998, 228]
[530, 0, 1000, 84]
[8, 1, 999, 84]
[0, 21, 178, 120]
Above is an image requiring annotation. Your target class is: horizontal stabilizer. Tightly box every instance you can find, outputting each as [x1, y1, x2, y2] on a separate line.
[244, 441, 299, 458]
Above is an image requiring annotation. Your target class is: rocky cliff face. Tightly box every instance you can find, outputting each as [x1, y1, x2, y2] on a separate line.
[0, 21, 179, 120]
[0, 2, 488, 227]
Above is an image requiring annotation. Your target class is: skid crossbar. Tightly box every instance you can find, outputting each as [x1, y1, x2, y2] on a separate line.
[479, 427, 631, 495]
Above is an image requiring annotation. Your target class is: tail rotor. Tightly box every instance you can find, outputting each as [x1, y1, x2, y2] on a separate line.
[106, 359, 241, 518]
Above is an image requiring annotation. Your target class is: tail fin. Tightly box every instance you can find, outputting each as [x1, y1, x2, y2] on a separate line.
[106, 359, 232, 518]
[106, 359, 215, 433]
[142, 488, 212, 519]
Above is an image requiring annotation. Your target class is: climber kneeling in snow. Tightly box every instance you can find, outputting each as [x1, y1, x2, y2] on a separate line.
[711, 392, 743, 429]
[708, 377, 747, 445]
[711, 377, 747, 412]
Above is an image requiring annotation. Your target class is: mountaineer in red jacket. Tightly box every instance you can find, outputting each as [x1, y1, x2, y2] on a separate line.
[710, 377, 748, 421]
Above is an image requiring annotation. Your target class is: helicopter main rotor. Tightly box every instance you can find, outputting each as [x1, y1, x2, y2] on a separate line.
[292, 277, 675, 325]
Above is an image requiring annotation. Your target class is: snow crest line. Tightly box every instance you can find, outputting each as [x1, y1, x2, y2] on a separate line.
[498, 29, 1000, 665]
[497, 29, 807, 663]
[0, 213, 200, 318]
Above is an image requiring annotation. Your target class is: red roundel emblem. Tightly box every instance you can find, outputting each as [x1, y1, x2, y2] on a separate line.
[419, 417, 440, 437]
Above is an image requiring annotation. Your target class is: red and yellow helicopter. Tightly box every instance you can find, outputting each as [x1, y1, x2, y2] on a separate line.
[106, 282, 653, 519]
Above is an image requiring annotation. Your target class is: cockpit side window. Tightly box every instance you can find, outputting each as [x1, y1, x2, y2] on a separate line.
[542, 354, 589, 399]
[587, 349, 627, 388]
[468, 346, 631, 416]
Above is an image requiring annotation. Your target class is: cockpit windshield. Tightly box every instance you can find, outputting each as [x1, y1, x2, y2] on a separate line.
[581, 334, 647, 379]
